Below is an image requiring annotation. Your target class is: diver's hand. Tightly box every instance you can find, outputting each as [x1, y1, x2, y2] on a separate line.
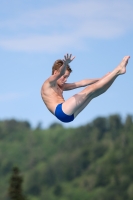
[63, 53, 75, 65]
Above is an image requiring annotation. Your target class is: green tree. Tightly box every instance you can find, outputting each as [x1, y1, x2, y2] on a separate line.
[8, 167, 27, 200]
[92, 117, 108, 140]
[108, 114, 122, 139]
[54, 184, 63, 196]
[125, 115, 133, 130]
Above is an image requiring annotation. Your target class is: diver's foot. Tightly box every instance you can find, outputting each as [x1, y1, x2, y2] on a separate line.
[118, 56, 130, 75]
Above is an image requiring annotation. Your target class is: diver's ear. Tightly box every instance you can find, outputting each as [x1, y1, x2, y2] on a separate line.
[53, 70, 57, 75]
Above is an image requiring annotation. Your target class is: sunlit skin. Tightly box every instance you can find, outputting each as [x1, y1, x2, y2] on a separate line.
[57, 70, 70, 86]
[41, 54, 130, 120]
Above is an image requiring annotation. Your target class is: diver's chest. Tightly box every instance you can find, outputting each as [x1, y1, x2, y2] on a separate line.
[55, 86, 63, 95]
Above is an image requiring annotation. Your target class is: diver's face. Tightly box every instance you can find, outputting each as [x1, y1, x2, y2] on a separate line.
[57, 70, 70, 86]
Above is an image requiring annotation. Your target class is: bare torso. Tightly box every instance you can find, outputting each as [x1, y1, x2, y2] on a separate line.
[41, 79, 65, 114]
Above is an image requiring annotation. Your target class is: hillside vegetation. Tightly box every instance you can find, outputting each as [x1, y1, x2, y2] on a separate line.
[0, 114, 133, 200]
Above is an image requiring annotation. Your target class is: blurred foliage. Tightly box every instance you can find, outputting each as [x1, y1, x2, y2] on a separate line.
[8, 167, 27, 200]
[0, 114, 133, 200]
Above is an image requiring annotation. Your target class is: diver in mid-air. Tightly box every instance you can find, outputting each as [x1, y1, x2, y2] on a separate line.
[41, 54, 130, 123]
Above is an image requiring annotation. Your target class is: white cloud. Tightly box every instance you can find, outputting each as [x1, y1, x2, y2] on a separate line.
[0, 93, 24, 102]
[0, 0, 133, 52]
[0, 34, 84, 52]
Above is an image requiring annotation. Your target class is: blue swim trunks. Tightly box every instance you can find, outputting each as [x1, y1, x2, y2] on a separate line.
[55, 103, 74, 123]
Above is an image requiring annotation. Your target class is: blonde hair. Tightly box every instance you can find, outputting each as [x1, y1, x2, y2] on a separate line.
[52, 59, 72, 75]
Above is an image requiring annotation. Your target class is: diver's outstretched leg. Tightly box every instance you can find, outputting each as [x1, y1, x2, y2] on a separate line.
[62, 56, 130, 117]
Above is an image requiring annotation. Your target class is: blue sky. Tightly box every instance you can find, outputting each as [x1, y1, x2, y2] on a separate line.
[0, 0, 133, 128]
